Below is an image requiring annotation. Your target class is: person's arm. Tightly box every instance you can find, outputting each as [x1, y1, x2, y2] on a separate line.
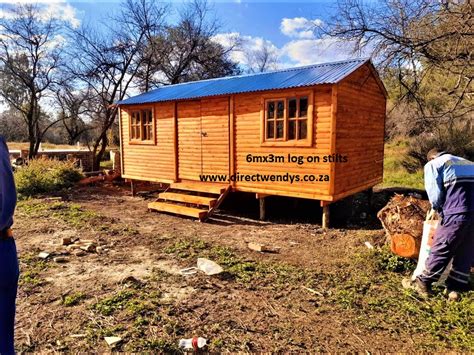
[0, 137, 17, 231]
[424, 161, 445, 212]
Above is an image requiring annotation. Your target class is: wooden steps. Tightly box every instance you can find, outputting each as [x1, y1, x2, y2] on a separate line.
[158, 192, 217, 207]
[148, 202, 208, 220]
[169, 181, 228, 194]
[148, 181, 231, 221]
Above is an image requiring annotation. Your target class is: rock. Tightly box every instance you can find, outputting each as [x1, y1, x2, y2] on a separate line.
[61, 237, 73, 246]
[38, 252, 50, 259]
[74, 250, 87, 257]
[53, 257, 68, 263]
[104, 336, 122, 347]
[80, 244, 96, 252]
[247, 242, 281, 253]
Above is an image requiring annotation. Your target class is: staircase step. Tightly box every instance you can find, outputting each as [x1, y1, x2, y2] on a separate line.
[159, 192, 217, 207]
[170, 181, 228, 194]
[148, 201, 208, 220]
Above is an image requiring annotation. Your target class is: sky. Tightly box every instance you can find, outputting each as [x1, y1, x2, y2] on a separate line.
[0, 0, 368, 70]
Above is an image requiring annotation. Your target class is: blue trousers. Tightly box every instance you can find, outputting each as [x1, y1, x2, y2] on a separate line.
[0, 238, 19, 354]
[418, 213, 474, 291]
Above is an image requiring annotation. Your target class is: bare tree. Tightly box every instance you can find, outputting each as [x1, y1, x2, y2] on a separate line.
[55, 85, 92, 145]
[67, 0, 166, 169]
[0, 4, 66, 158]
[139, 0, 240, 88]
[244, 40, 279, 73]
[321, 0, 473, 123]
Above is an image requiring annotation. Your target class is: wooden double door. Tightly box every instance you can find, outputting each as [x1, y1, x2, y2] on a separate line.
[177, 98, 230, 181]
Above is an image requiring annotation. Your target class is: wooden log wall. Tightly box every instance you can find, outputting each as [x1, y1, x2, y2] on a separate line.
[120, 102, 175, 182]
[333, 64, 386, 200]
[233, 86, 333, 200]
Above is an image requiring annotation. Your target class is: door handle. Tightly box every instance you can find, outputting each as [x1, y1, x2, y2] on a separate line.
[201, 132, 208, 137]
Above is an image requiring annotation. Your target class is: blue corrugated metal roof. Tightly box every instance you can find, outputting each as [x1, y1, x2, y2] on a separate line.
[118, 58, 369, 105]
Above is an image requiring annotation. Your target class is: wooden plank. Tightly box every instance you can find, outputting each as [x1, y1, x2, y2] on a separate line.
[148, 201, 208, 220]
[159, 192, 217, 207]
[329, 84, 337, 196]
[173, 101, 178, 182]
[118, 107, 124, 176]
[170, 181, 229, 194]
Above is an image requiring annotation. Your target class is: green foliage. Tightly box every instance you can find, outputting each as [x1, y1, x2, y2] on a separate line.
[92, 290, 136, 316]
[18, 253, 50, 288]
[342, 248, 474, 350]
[382, 140, 424, 189]
[371, 245, 416, 273]
[17, 200, 98, 229]
[62, 292, 86, 307]
[403, 123, 474, 172]
[15, 159, 83, 197]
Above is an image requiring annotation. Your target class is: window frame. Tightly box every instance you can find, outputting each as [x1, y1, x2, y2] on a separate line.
[128, 107, 156, 145]
[260, 90, 314, 147]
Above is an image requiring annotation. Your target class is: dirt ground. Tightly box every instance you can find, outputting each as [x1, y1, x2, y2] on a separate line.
[12, 183, 473, 352]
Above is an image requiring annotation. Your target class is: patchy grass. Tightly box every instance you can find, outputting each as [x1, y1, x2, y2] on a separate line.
[382, 140, 424, 189]
[328, 246, 474, 350]
[164, 238, 474, 351]
[62, 292, 87, 307]
[18, 253, 50, 290]
[17, 200, 101, 229]
[92, 289, 136, 316]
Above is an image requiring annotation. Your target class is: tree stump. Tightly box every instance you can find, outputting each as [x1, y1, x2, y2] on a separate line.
[377, 194, 432, 259]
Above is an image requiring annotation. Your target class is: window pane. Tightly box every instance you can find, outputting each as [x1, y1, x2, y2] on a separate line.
[299, 97, 308, 117]
[267, 101, 275, 119]
[146, 110, 152, 124]
[288, 120, 296, 140]
[299, 119, 307, 139]
[267, 121, 274, 139]
[277, 101, 284, 119]
[276, 121, 284, 138]
[288, 99, 297, 118]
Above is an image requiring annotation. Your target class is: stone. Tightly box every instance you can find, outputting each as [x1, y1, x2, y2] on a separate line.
[53, 257, 68, 263]
[104, 336, 122, 347]
[74, 250, 87, 257]
[247, 242, 280, 253]
[61, 237, 73, 246]
[38, 252, 50, 259]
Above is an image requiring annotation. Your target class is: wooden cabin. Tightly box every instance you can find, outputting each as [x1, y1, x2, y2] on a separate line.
[117, 58, 387, 226]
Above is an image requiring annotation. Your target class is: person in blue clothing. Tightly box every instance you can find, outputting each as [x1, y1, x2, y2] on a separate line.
[403, 148, 474, 299]
[0, 136, 19, 354]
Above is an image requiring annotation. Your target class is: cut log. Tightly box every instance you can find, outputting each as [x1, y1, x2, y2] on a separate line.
[390, 233, 421, 259]
[377, 194, 432, 259]
[377, 194, 431, 237]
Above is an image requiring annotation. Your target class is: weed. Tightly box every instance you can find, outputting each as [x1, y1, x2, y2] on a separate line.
[164, 239, 207, 258]
[62, 292, 86, 307]
[19, 253, 49, 288]
[92, 290, 135, 316]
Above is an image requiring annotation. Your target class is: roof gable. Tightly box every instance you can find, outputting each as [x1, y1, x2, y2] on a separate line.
[118, 58, 372, 105]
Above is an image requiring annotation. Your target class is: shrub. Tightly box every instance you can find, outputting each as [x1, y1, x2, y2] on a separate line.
[14, 159, 84, 197]
[403, 122, 474, 172]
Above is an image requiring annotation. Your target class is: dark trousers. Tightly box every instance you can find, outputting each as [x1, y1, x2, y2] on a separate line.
[0, 238, 19, 354]
[418, 213, 474, 290]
